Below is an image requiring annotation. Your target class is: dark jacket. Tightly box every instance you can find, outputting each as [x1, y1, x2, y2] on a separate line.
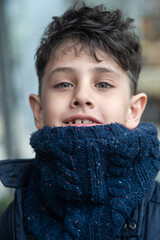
[0, 159, 160, 240]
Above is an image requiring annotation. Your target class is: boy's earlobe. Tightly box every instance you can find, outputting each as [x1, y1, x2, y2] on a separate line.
[124, 93, 147, 129]
[29, 94, 44, 129]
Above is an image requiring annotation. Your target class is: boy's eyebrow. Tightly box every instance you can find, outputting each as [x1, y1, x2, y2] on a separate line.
[48, 67, 74, 80]
[93, 67, 119, 77]
[48, 66, 119, 80]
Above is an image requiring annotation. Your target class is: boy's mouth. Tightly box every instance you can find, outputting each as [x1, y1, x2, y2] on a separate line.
[63, 115, 101, 126]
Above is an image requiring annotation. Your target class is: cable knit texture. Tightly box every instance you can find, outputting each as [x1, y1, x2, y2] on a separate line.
[24, 123, 160, 240]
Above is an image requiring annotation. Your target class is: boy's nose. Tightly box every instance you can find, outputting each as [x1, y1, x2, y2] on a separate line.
[70, 87, 95, 109]
[73, 100, 92, 107]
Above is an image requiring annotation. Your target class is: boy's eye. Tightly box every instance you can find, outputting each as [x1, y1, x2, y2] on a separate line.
[55, 82, 73, 88]
[96, 82, 112, 88]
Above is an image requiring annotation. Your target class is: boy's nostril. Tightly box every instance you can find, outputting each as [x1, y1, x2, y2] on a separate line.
[86, 101, 91, 105]
[74, 101, 79, 106]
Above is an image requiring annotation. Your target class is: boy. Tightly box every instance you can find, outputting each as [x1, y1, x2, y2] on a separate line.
[0, 4, 160, 240]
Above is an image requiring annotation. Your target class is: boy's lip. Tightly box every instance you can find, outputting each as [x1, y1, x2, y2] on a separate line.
[63, 114, 102, 125]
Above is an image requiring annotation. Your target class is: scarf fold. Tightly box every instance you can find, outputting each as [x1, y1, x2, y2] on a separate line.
[24, 123, 160, 240]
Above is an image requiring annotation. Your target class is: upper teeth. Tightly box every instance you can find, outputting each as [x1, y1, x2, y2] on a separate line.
[68, 119, 94, 124]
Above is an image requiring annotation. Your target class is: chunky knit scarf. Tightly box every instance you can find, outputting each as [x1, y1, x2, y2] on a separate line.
[24, 123, 160, 240]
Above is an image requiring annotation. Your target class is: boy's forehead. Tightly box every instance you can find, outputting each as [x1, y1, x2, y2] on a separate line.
[45, 41, 121, 73]
[54, 41, 106, 62]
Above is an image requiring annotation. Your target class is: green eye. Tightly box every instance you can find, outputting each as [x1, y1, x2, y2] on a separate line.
[55, 82, 73, 88]
[96, 82, 112, 88]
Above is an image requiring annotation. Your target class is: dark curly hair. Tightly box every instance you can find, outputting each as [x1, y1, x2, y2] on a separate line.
[35, 4, 142, 95]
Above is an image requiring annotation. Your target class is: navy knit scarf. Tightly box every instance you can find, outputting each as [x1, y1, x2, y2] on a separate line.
[24, 123, 160, 240]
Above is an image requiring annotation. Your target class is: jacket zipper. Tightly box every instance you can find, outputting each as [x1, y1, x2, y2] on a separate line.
[12, 198, 16, 240]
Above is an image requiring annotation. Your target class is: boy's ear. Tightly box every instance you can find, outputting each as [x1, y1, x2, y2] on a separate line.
[124, 93, 147, 129]
[29, 94, 44, 129]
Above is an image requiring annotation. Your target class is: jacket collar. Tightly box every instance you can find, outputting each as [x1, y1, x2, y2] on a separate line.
[0, 159, 34, 188]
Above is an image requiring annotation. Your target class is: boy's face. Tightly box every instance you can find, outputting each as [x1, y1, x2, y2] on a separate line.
[30, 45, 147, 130]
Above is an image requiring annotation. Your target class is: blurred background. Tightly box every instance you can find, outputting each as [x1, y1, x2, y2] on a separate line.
[0, 0, 160, 215]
